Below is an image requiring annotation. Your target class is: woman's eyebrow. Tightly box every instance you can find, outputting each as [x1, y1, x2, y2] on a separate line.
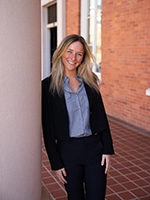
[67, 48, 73, 51]
[67, 48, 83, 54]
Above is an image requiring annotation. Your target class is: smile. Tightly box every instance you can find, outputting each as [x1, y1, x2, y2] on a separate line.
[67, 60, 76, 65]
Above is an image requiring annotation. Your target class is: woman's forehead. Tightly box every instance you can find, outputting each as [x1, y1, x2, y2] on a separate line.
[67, 41, 84, 52]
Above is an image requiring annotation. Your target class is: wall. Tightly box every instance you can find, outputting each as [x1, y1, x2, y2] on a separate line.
[101, 0, 150, 131]
[66, 0, 80, 35]
[0, 1, 41, 199]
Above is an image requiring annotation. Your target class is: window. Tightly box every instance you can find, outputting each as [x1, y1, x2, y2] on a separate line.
[81, 0, 102, 77]
[41, 0, 66, 79]
[48, 3, 57, 23]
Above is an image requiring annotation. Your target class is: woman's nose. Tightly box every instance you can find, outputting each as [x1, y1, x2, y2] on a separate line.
[71, 53, 76, 60]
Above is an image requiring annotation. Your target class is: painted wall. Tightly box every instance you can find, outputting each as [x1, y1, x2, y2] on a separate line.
[0, 1, 41, 199]
[101, 0, 150, 131]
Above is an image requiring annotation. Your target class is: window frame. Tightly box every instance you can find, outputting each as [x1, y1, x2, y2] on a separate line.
[41, 0, 66, 79]
[80, 0, 101, 79]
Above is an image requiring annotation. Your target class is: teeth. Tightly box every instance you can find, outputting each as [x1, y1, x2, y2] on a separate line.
[68, 61, 75, 65]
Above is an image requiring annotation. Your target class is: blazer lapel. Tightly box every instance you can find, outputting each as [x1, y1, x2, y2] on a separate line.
[84, 82, 93, 111]
[52, 93, 68, 116]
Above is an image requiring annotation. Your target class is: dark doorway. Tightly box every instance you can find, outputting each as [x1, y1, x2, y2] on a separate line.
[50, 27, 57, 69]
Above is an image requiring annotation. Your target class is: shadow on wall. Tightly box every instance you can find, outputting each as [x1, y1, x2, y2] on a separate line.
[41, 187, 53, 200]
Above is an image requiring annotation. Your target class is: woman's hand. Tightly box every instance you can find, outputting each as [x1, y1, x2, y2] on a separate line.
[101, 154, 111, 174]
[55, 168, 67, 184]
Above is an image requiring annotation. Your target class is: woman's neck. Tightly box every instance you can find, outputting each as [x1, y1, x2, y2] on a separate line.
[65, 71, 77, 80]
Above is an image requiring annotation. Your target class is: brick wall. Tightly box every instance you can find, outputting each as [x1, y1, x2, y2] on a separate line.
[101, 0, 150, 131]
[66, 0, 80, 35]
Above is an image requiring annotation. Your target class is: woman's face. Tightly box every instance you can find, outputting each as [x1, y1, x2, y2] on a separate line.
[62, 41, 84, 74]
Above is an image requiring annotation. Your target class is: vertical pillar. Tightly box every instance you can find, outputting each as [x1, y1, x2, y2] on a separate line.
[0, 1, 41, 200]
[57, 0, 66, 45]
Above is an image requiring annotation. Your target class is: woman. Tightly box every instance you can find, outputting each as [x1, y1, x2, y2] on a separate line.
[42, 34, 114, 200]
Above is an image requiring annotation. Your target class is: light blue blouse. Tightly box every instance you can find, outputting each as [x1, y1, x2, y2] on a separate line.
[64, 75, 92, 138]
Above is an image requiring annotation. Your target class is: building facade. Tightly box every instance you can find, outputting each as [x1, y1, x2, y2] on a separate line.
[41, 0, 150, 132]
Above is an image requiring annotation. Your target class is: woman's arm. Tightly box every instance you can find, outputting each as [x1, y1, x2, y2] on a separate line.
[42, 78, 64, 170]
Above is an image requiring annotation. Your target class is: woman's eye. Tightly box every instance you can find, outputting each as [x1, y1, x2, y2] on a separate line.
[67, 50, 72, 54]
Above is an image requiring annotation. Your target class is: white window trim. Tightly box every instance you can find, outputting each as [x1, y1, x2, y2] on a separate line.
[41, 0, 66, 80]
[57, 0, 66, 45]
[80, 0, 88, 40]
[80, 0, 101, 80]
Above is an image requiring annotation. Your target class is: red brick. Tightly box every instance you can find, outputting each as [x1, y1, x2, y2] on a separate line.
[101, 0, 150, 131]
[65, 0, 150, 132]
[66, 0, 80, 35]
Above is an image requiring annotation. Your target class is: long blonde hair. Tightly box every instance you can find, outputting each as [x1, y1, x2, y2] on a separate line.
[50, 34, 100, 96]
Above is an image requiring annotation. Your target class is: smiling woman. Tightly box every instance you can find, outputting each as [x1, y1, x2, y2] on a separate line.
[42, 34, 114, 200]
[50, 34, 100, 96]
[62, 41, 84, 76]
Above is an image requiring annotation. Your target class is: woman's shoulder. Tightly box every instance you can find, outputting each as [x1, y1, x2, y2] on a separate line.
[42, 75, 52, 91]
[42, 75, 51, 84]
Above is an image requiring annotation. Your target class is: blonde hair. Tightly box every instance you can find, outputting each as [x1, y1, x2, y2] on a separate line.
[50, 34, 100, 96]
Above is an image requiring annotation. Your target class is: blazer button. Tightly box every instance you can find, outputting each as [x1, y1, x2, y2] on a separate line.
[94, 133, 98, 135]
[90, 112, 92, 115]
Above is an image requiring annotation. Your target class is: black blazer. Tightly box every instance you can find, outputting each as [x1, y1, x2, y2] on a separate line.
[42, 76, 114, 170]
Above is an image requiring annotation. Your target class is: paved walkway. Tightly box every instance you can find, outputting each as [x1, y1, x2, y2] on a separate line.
[41, 116, 150, 200]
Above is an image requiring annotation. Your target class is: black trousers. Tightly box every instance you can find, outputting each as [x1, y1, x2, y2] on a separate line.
[58, 134, 107, 200]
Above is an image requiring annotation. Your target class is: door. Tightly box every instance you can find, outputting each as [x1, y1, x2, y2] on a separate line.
[50, 27, 57, 69]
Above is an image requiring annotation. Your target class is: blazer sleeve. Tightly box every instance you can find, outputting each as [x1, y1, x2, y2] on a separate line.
[84, 82, 114, 155]
[42, 78, 64, 170]
[98, 93, 114, 155]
